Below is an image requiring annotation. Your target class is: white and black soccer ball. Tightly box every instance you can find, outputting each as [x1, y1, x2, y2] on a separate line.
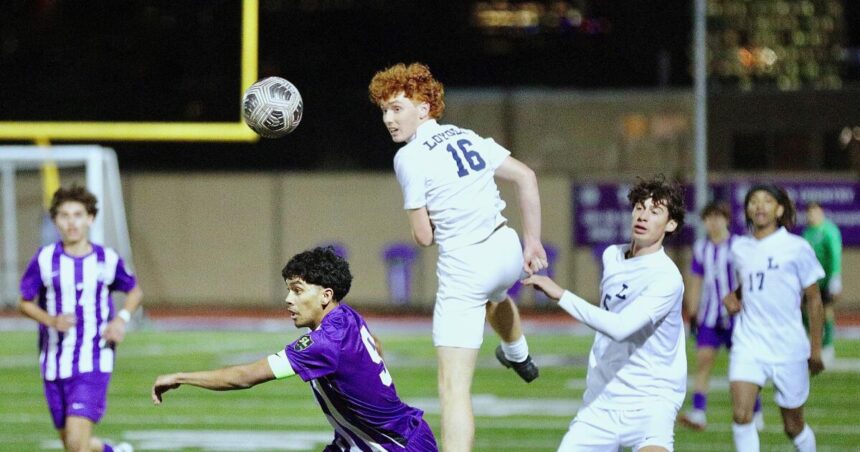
[242, 77, 303, 138]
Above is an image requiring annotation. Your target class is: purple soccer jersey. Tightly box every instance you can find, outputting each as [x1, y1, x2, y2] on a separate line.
[691, 235, 736, 340]
[286, 304, 436, 451]
[19, 242, 137, 381]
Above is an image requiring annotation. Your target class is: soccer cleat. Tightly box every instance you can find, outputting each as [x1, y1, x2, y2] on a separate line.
[753, 411, 765, 432]
[495, 345, 539, 383]
[677, 410, 707, 431]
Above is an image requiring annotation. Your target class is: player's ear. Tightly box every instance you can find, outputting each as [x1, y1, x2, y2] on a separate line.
[418, 102, 430, 119]
[665, 219, 678, 234]
[321, 287, 334, 306]
[776, 204, 785, 219]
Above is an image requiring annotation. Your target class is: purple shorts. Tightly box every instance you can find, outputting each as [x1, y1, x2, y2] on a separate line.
[696, 324, 733, 350]
[43, 372, 112, 429]
[323, 417, 437, 451]
[406, 418, 438, 451]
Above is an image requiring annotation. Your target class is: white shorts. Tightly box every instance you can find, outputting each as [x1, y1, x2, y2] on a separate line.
[558, 400, 678, 451]
[433, 226, 523, 349]
[729, 353, 810, 409]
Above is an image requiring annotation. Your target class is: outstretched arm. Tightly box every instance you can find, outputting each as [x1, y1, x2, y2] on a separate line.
[152, 357, 275, 405]
[523, 275, 654, 342]
[494, 156, 547, 274]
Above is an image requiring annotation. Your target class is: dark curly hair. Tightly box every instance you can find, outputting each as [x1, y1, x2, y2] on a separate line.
[744, 184, 796, 229]
[282, 246, 352, 301]
[49, 184, 98, 219]
[627, 175, 686, 236]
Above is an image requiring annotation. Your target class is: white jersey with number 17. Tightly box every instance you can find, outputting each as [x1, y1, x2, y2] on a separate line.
[394, 119, 510, 254]
[730, 227, 824, 363]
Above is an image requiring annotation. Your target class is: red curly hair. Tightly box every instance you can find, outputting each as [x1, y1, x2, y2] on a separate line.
[368, 63, 445, 119]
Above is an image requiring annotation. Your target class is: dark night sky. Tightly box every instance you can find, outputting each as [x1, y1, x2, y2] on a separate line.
[0, 1, 856, 170]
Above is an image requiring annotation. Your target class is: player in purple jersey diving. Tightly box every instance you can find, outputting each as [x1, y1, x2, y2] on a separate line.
[19, 185, 142, 452]
[152, 246, 437, 452]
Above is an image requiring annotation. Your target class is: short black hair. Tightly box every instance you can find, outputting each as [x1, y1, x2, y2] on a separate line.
[744, 183, 796, 229]
[627, 175, 686, 236]
[282, 246, 352, 301]
[700, 201, 731, 221]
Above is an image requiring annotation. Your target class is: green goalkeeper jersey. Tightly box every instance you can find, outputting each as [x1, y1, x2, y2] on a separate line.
[802, 219, 842, 290]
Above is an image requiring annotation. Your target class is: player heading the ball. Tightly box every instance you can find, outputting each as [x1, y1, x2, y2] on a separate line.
[369, 62, 548, 452]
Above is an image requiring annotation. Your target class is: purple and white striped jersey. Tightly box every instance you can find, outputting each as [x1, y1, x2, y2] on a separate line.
[691, 235, 736, 329]
[19, 242, 137, 381]
[286, 304, 429, 451]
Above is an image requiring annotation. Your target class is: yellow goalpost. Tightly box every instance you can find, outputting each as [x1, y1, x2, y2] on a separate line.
[0, 0, 260, 143]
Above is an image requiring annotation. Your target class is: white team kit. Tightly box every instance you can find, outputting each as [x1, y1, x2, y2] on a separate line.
[729, 227, 824, 408]
[394, 119, 523, 348]
[558, 244, 686, 451]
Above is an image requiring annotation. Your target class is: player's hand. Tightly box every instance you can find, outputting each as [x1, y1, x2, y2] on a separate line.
[522, 240, 548, 275]
[51, 313, 76, 332]
[809, 355, 825, 376]
[723, 293, 742, 315]
[152, 374, 181, 405]
[103, 318, 127, 345]
[522, 274, 564, 301]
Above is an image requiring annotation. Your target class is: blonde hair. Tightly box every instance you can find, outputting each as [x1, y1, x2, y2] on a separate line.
[368, 63, 445, 119]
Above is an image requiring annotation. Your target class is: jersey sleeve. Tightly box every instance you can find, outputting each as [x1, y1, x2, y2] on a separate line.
[285, 331, 340, 382]
[108, 257, 137, 292]
[19, 252, 43, 301]
[796, 241, 826, 289]
[637, 273, 685, 324]
[267, 350, 297, 379]
[690, 239, 705, 276]
[393, 149, 426, 210]
[557, 271, 682, 341]
[479, 137, 512, 171]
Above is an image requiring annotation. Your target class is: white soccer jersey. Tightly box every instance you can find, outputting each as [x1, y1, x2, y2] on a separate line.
[730, 227, 824, 363]
[568, 245, 687, 410]
[394, 119, 510, 253]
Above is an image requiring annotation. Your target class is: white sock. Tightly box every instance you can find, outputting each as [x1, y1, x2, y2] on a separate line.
[733, 422, 759, 452]
[792, 424, 816, 452]
[501, 335, 529, 363]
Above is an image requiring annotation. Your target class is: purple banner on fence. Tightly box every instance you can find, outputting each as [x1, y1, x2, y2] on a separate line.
[573, 181, 860, 247]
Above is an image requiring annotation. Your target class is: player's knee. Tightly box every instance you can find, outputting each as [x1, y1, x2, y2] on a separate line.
[63, 434, 87, 452]
[783, 418, 804, 438]
[732, 408, 753, 424]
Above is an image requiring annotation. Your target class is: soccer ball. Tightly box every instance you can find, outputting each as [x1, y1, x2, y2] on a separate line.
[242, 77, 303, 138]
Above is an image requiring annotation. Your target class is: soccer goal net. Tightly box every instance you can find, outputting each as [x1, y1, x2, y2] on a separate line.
[0, 145, 134, 308]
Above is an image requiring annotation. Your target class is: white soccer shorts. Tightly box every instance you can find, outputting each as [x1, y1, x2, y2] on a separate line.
[729, 353, 810, 409]
[558, 400, 678, 451]
[432, 226, 523, 349]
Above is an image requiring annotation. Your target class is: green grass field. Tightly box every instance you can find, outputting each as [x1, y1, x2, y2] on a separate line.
[2, 326, 859, 451]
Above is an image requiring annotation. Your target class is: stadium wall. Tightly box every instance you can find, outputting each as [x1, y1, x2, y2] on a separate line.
[8, 171, 859, 311]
